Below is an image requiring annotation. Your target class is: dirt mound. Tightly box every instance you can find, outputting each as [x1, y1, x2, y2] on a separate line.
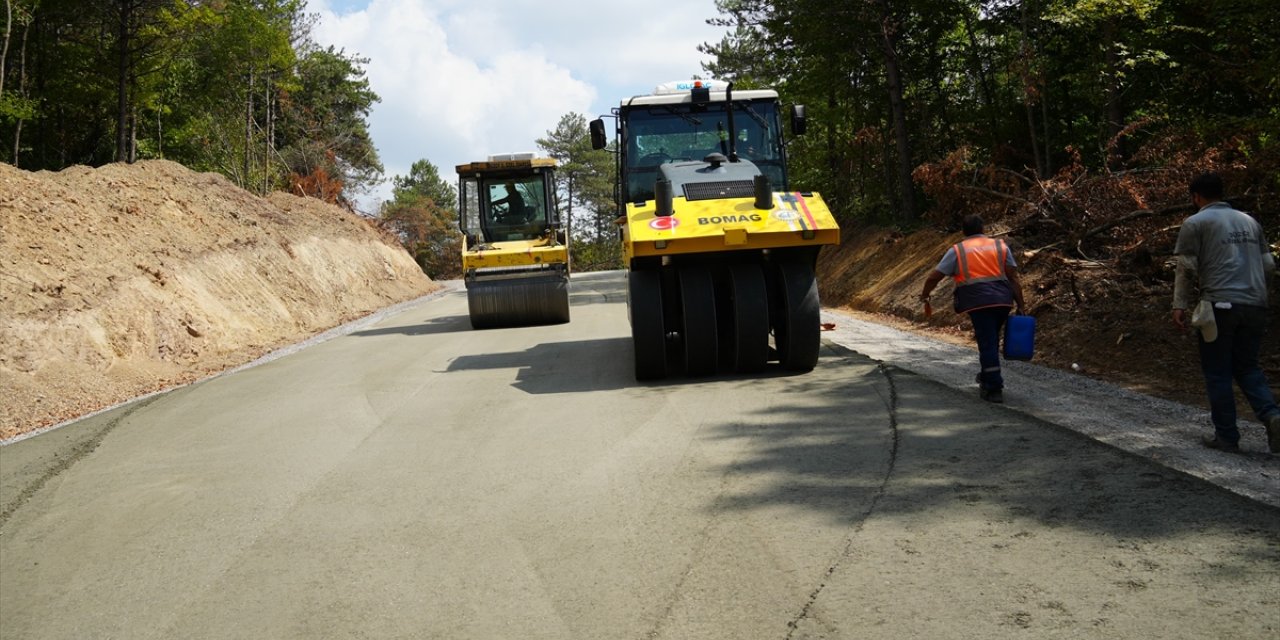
[1, 160, 437, 439]
[818, 225, 1280, 410]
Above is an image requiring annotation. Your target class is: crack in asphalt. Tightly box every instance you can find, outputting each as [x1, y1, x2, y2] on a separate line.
[643, 411, 752, 640]
[784, 361, 901, 638]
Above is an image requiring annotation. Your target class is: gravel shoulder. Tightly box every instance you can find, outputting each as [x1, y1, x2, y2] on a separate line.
[820, 306, 1280, 509]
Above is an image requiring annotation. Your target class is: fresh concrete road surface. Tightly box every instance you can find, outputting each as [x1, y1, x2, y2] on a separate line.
[2, 271, 1278, 639]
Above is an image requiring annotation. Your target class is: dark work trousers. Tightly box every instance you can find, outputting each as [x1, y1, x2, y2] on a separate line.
[1198, 304, 1280, 445]
[969, 306, 1012, 391]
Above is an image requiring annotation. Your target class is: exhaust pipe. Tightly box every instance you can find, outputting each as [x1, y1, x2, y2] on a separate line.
[655, 178, 674, 216]
[754, 174, 773, 209]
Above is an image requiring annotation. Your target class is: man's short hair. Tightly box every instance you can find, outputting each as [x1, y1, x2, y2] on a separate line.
[1189, 173, 1225, 200]
[961, 214, 985, 236]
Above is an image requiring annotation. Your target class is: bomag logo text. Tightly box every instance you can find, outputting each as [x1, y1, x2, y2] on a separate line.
[697, 214, 763, 225]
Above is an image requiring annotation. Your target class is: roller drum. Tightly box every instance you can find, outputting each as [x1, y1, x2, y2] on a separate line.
[466, 273, 570, 329]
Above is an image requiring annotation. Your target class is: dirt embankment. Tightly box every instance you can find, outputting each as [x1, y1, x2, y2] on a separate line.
[1, 160, 438, 439]
[817, 225, 1280, 410]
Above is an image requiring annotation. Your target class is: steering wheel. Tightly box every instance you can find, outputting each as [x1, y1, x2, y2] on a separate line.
[639, 152, 671, 166]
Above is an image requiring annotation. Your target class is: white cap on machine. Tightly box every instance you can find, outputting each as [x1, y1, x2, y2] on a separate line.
[487, 152, 537, 162]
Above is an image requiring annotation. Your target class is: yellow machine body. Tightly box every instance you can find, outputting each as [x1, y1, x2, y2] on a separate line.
[456, 155, 570, 329]
[461, 237, 569, 271]
[621, 191, 839, 260]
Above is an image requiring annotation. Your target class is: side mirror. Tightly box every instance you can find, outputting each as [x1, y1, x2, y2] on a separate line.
[589, 118, 608, 150]
[790, 104, 807, 136]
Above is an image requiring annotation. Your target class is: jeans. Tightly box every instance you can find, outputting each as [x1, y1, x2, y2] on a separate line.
[1198, 304, 1279, 444]
[969, 306, 1011, 391]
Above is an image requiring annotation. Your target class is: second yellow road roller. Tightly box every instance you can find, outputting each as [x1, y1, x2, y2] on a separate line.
[456, 153, 570, 329]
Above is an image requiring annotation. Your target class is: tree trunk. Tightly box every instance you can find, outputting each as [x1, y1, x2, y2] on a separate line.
[1103, 18, 1125, 167]
[129, 105, 137, 163]
[115, 0, 133, 162]
[1041, 90, 1052, 175]
[960, 6, 998, 145]
[825, 57, 837, 176]
[1025, 99, 1042, 177]
[1021, 2, 1045, 178]
[873, 0, 917, 221]
[2, 0, 12, 98]
[565, 173, 575, 241]
[245, 66, 254, 187]
[128, 59, 139, 163]
[264, 73, 272, 194]
[932, 58, 954, 148]
[11, 11, 29, 166]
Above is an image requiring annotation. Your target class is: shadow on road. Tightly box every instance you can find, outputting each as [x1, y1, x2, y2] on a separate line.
[702, 343, 1280, 543]
[446, 336, 837, 394]
[447, 337, 636, 394]
[350, 313, 474, 337]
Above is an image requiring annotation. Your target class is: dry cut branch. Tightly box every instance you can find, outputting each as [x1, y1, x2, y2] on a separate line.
[1074, 197, 1262, 243]
[958, 184, 1039, 207]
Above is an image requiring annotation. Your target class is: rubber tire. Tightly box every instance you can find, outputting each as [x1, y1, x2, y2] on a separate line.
[679, 266, 719, 376]
[629, 269, 667, 380]
[727, 263, 769, 373]
[772, 258, 821, 372]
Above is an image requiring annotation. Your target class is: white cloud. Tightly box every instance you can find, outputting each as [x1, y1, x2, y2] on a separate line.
[306, 0, 724, 211]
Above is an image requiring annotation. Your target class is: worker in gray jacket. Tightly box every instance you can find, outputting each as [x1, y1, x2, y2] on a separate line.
[1172, 173, 1279, 454]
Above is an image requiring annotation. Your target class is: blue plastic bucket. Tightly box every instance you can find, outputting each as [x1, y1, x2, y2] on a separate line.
[1004, 314, 1035, 361]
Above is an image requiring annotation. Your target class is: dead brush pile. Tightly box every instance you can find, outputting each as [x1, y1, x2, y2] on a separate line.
[913, 131, 1278, 321]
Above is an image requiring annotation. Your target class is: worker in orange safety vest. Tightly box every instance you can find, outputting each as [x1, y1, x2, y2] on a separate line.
[919, 214, 1027, 403]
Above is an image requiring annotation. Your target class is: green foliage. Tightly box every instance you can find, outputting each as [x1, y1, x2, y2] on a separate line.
[536, 113, 619, 270]
[380, 159, 460, 279]
[391, 159, 457, 207]
[278, 45, 382, 201]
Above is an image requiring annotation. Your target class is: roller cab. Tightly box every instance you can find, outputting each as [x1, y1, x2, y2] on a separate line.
[457, 154, 570, 329]
[592, 81, 840, 379]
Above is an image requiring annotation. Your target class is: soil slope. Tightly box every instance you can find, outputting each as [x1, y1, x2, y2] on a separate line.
[1, 160, 437, 439]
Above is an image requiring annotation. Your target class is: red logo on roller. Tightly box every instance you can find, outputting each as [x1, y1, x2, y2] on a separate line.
[649, 217, 679, 230]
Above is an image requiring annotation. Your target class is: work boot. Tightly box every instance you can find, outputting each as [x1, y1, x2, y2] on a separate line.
[1267, 414, 1280, 454]
[980, 387, 1003, 403]
[1201, 435, 1241, 453]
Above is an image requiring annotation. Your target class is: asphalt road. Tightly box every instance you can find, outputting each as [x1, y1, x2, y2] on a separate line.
[2, 271, 1278, 639]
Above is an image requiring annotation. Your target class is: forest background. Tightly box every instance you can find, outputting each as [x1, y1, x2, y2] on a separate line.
[2, 0, 1276, 297]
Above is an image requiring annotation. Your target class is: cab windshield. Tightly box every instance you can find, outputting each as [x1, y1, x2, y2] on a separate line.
[622, 99, 785, 203]
[460, 174, 550, 243]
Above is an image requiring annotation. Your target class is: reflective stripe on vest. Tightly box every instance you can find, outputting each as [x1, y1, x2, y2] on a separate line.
[952, 237, 1007, 286]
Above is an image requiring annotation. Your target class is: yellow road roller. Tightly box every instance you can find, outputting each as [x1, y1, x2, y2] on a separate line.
[456, 153, 570, 329]
[590, 81, 840, 379]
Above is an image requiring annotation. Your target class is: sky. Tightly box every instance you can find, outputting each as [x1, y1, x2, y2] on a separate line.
[305, 0, 728, 212]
